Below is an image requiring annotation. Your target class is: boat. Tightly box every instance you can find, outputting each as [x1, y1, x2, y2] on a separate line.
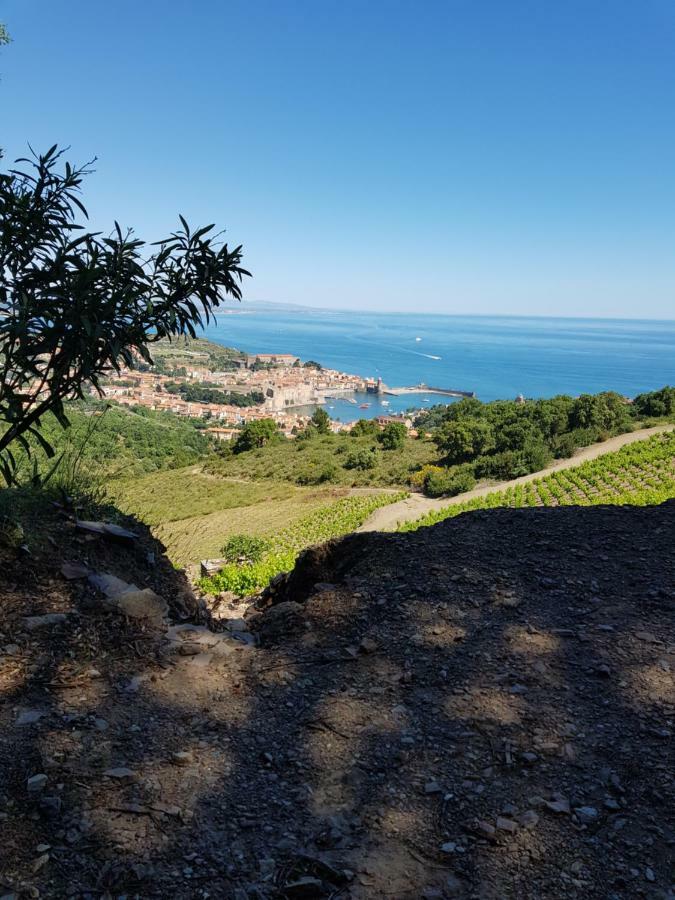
[381, 400, 390, 406]
[415, 336, 422, 342]
[359, 403, 370, 409]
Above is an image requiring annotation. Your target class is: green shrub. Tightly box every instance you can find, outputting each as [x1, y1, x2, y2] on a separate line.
[220, 534, 270, 564]
[295, 462, 338, 485]
[350, 419, 380, 437]
[344, 447, 379, 470]
[550, 433, 576, 458]
[409, 464, 444, 489]
[378, 422, 407, 450]
[423, 468, 476, 498]
[633, 386, 675, 418]
[232, 419, 279, 453]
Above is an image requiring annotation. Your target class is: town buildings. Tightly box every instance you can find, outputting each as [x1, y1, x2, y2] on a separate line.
[93, 352, 380, 436]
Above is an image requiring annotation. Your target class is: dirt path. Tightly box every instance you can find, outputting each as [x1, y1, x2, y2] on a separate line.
[359, 423, 674, 532]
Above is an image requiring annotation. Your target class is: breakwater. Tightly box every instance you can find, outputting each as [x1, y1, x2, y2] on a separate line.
[383, 384, 475, 398]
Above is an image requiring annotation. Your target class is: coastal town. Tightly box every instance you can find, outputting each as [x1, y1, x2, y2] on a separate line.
[93, 338, 401, 439]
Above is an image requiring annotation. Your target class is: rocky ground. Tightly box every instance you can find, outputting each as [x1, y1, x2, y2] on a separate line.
[0, 496, 673, 898]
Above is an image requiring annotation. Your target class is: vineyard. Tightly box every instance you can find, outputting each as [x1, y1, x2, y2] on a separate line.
[400, 431, 675, 532]
[200, 491, 406, 595]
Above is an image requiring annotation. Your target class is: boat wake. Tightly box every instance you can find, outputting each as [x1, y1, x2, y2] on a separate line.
[424, 354, 442, 360]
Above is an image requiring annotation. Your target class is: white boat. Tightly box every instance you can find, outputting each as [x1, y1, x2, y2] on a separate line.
[381, 400, 390, 406]
[415, 336, 422, 342]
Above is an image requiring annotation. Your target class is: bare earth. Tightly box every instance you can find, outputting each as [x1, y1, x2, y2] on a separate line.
[359, 425, 674, 533]
[1, 495, 674, 898]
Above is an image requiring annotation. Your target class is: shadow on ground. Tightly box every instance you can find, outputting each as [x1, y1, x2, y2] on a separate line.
[1, 497, 673, 899]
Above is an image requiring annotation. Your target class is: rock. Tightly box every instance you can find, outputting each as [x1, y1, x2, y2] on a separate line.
[574, 806, 599, 825]
[76, 520, 137, 542]
[645, 867, 655, 882]
[32, 853, 50, 873]
[26, 774, 48, 794]
[424, 780, 442, 794]
[476, 820, 496, 840]
[256, 601, 305, 643]
[88, 572, 138, 597]
[225, 618, 249, 633]
[441, 841, 457, 853]
[171, 751, 194, 767]
[16, 709, 45, 726]
[104, 767, 136, 780]
[359, 636, 378, 654]
[114, 588, 168, 625]
[22, 613, 69, 631]
[545, 797, 571, 815]
[61, 562, 90, 580]
[496, 816, 518, 833]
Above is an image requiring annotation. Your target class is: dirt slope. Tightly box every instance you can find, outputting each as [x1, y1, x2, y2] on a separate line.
[1, 499, 674, 898]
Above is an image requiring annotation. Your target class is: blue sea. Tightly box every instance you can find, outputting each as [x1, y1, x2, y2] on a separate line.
[201, 308, 675, 421]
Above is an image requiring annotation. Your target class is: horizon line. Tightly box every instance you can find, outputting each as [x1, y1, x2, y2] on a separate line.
[216, 299, 675, 324]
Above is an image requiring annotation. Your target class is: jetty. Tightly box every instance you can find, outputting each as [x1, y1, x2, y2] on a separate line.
[381, 383, 475, 399]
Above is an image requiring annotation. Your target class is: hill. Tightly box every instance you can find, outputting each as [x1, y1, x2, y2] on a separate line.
[149, 336, 244, 373]
[208, 429, 437, 487]
[12, 401, 212, 486]
[0, 492, 672, 898]
[209, 387, 675, 495]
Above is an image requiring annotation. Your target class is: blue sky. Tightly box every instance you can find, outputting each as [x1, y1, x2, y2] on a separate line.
[1, 0, 674, 318]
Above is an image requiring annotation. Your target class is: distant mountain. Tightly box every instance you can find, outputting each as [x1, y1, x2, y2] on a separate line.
[214, 298, 320, 314]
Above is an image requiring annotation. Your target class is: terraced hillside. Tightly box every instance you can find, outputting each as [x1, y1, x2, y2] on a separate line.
[200, 491, 406, 595]
[401, 431, 675, 531]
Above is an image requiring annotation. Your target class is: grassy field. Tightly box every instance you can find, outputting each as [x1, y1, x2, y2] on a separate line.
[401, 431, 675, 532]
[109, 466, 382, 565]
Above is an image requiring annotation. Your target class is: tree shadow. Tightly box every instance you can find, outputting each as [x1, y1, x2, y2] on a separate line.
[1, 500, 673, 898]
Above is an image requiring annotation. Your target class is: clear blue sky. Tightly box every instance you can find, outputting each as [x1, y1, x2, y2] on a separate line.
[1, 0, 674, 318]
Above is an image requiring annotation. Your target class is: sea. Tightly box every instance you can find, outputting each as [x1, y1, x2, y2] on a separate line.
[201, 308, 675, 422]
